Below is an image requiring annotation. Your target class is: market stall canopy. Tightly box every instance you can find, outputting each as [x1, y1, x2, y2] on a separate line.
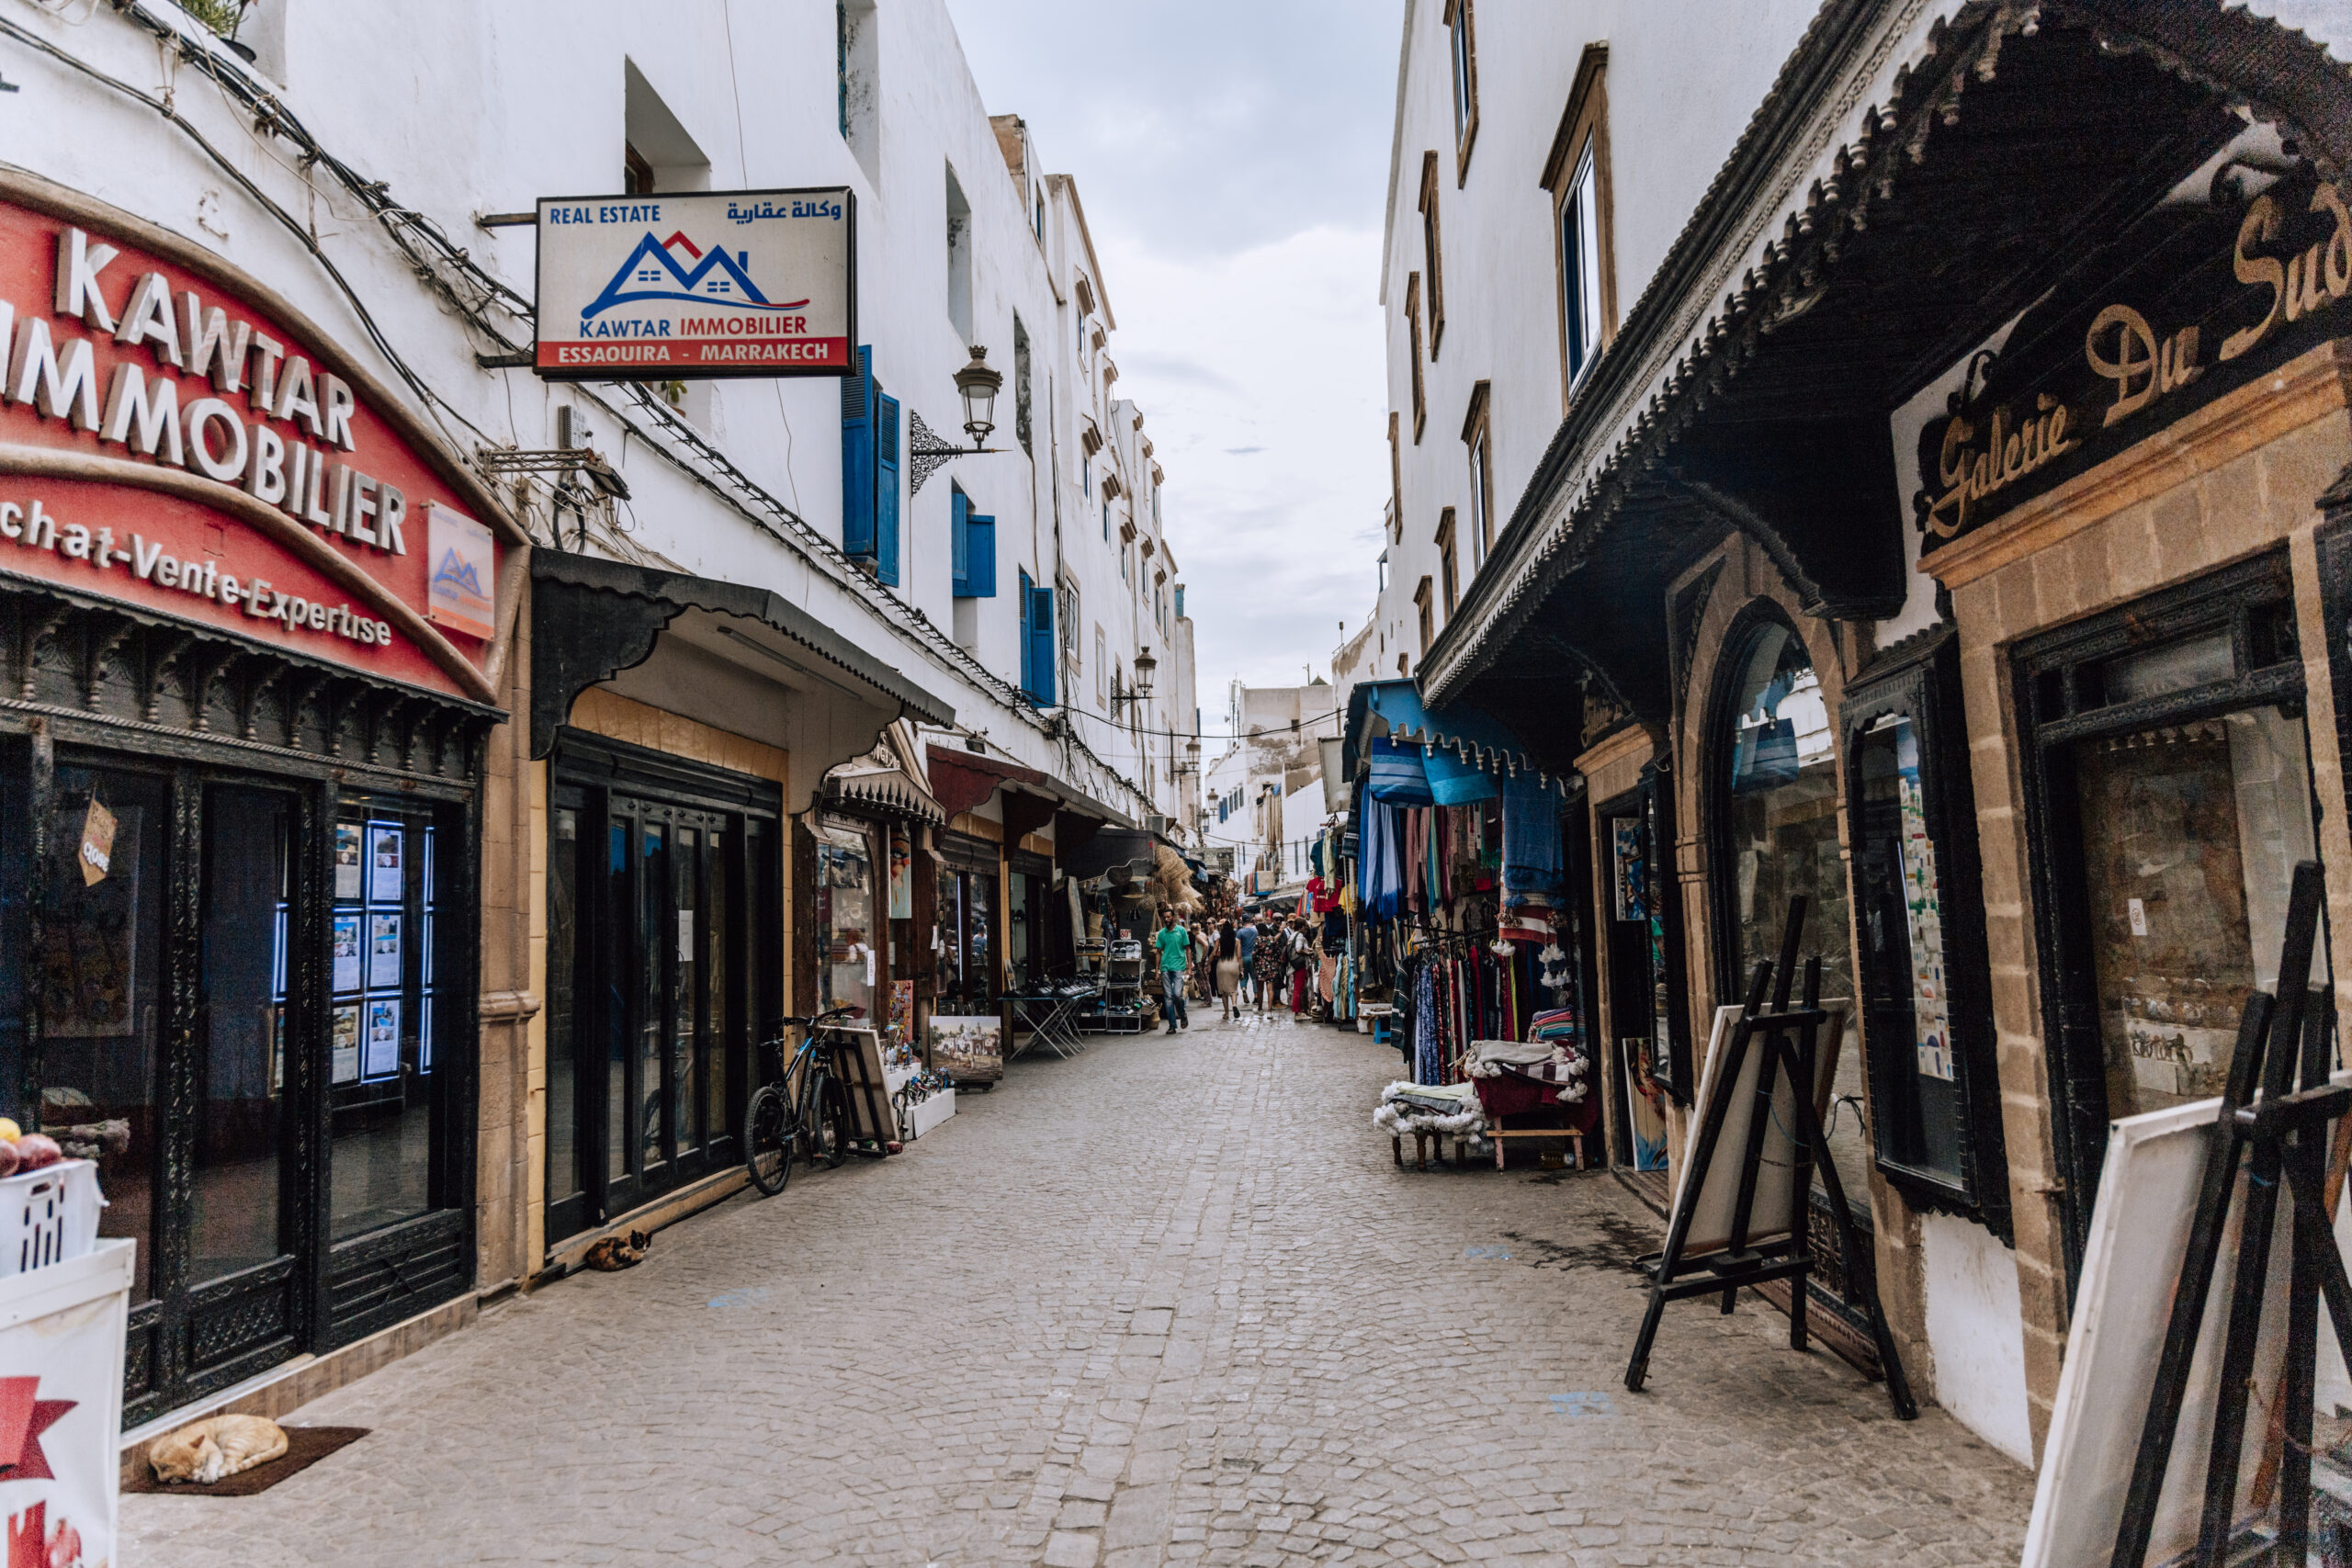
[531, 552, 955, 815]
[1344, 680, 1572, 798]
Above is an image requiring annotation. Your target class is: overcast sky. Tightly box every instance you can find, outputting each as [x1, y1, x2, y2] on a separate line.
[944, 0, 1401, 727]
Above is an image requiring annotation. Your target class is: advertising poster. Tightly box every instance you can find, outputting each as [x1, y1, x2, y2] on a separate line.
[332, 1005, 360, 1084]
[334, 822, 365, 900]
[364, 998, 401, 1079]
[368, 913, 402, 989]
[888, 980, 914, 1045]
[533, 186, 855, 378]
[370, 827, 403, 903]
[925, 1014, 1003, 1084]
[331, 914, 363, 994]
[0, 1246, 132, 1568]
[888, 831, 912, 920]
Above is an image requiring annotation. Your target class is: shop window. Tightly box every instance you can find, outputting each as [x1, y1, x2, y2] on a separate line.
[1843, 630, 2007, 1237]
[328, 796, 457, 1242]
[1706, 612, 1871, 1223]
[1542, 45, 1614, 405]
[38, 764, 168, 1307]
[815, 821, 876, 1021]
[2015, 550, 2320, 1289]
[934, 833, 1001, 1014]
[544, 735, 778, 1245]
[1601, 776, 1688, 1168]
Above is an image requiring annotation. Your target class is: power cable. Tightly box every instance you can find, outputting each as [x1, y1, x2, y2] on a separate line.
[0, 2, 1170, 824]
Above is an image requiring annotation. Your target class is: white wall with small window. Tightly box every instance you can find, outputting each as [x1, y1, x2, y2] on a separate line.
[1362, 0, 1818, 679]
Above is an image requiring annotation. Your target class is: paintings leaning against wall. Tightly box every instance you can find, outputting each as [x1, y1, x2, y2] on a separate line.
[926, 1015, 1003, 1086]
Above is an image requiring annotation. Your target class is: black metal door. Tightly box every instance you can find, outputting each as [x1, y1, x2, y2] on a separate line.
[35, 758, 311, 1426]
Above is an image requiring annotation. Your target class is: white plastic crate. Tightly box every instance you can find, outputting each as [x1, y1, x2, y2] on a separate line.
[2, 1157, 105, 1276]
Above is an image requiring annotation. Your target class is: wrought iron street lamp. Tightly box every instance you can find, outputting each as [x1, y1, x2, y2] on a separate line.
[909, 345, 1005, 494]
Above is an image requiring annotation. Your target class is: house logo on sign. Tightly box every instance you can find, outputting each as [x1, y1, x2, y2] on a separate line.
[582, 231, 808, 321]
[424, 502, 496, 641]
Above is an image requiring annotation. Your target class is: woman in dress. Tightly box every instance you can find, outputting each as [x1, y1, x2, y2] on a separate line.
[1212, 920, 1243, 1021]
[1251, 913, 1289, 1012]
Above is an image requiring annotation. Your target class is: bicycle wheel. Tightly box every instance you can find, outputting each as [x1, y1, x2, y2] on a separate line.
[810, 1071, 852, 1169]
[744, 1082, 796, 1196]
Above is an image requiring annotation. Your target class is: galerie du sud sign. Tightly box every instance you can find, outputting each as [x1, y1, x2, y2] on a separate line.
[532, 186, 855, 379]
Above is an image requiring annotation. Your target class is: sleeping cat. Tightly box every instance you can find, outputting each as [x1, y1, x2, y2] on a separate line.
[148, 1415, 289, 1484]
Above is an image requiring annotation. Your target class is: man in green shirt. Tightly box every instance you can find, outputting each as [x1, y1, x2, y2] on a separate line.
[1152, 907, 1192, 1032]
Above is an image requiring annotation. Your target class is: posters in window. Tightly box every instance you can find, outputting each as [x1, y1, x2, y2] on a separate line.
[370, 827, 403, 903]
[1892, 724, 1955, 1081]
[331, 914, 363, 993]
[364, 998, 400, 1078]
[332, 1005, 360, 1083]
[368, 913, 402, 989]
[1611, 818, 1645, 922]
[334, 822, 365, 901]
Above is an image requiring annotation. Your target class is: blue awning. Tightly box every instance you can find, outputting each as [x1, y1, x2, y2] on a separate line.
[1344, 680, 1570, 797]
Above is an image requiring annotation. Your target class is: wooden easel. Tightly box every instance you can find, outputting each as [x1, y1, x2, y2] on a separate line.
[2110, 861, 2350, 1566]
[1623, 897, 1917, 1420]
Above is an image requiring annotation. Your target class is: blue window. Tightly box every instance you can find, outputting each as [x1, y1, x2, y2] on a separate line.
[1017, 570, 1057, 705]
[841, 345, 901, 586]
[951, 490, 995, 597]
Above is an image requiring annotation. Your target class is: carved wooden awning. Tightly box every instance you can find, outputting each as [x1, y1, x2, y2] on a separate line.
[1420, 0, 2349, 723]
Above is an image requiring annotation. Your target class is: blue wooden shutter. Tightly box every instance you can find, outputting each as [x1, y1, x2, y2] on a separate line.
[950, 490, 971, 594]
[1028, 581, 1057, 705]
[875, 390, 901, 586]
[841, 346, 875, 558]
[1017, 569, 1035, 694]
[966, 514, 996, 597]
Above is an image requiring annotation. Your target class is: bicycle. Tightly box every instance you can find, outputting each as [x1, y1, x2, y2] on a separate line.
[743, 1007, 860, 1197]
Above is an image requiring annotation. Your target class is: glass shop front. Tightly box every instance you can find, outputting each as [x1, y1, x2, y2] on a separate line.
[0, 189, 514, 1425]
[541, 730, 783, 1246]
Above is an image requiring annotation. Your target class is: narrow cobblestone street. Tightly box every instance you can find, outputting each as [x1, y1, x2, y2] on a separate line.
[124, 1011, 2032, 1567]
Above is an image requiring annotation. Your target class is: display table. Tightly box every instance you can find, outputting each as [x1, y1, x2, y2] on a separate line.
[0, 1239, 132, 1568]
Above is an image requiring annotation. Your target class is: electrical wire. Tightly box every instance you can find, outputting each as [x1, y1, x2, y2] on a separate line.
[0, 1, 1170, 825]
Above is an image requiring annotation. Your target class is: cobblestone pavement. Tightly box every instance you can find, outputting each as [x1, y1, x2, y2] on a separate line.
[124, 1008, 2034, 1567]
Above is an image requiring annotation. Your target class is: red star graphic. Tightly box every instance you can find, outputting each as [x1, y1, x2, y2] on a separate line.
[0, 1377, 74, 1483]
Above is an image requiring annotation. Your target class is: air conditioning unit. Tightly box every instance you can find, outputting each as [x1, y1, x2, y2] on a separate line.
[1144, 814, 1172, 837]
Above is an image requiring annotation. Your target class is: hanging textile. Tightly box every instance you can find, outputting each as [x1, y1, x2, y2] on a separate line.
[1368, 738, 1435, 806]
[1413, 959, 1441, 1085]
[1501, 774, 1565, 907]
[1424, 743, 1498, 807]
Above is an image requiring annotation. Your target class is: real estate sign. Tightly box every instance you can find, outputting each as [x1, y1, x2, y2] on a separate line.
[532, 187, 855, 379]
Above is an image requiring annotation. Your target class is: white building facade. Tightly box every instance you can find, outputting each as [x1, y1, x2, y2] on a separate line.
[0, 0, 1196, 1431]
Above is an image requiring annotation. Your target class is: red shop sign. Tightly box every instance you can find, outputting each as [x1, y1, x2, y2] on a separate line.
[0, 179, 522, 704]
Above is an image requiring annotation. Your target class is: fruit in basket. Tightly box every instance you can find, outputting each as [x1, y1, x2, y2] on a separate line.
[0, 1117, 17, 1143]
[0, 1141, 15, 1178]
[13, 1133, 61, 1170]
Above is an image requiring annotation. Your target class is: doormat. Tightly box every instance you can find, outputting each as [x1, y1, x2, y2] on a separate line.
[124, 1427, 368, 1496]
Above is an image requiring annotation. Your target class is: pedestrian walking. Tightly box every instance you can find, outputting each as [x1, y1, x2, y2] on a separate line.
[1250, 909, 1288, 1011]
[1236, 911, 1261, 1007]
[1152, 906, 1192, 1032]
[1213, 920, 1243, 1020]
